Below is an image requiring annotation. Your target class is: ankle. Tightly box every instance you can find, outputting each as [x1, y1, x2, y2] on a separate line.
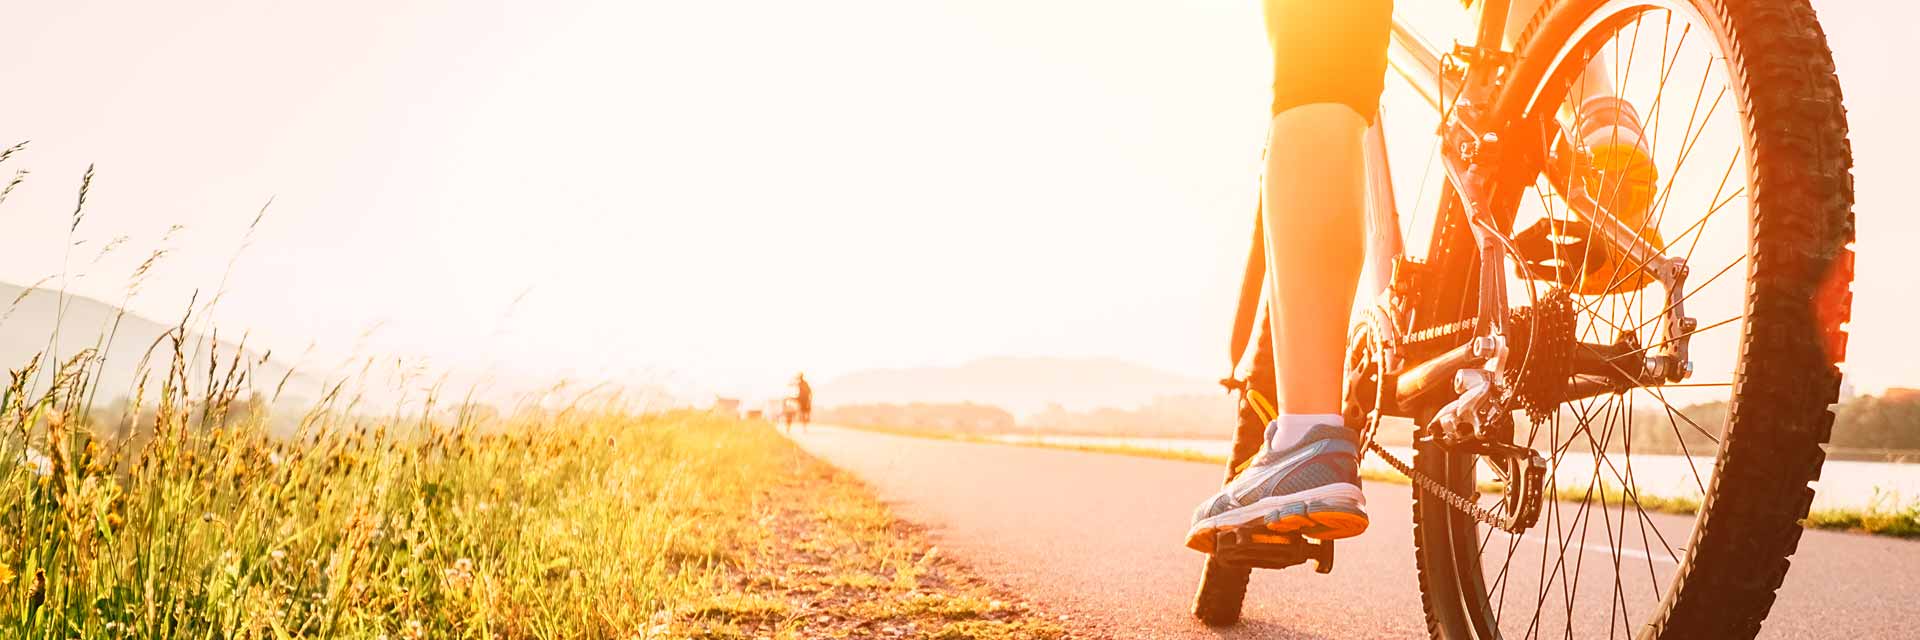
[1576, 95, 1649, 154]
[1266, 413, 1345, 451]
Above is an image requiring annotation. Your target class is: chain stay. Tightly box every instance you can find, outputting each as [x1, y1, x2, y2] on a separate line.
[1358, 314, 1520, 533]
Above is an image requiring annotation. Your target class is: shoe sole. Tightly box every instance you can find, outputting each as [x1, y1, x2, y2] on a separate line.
[1185, 483, 1368, 553]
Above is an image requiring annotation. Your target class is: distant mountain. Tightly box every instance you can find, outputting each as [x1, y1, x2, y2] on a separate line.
[0, 282, 311, 405]
[816, 356, 1223, 417]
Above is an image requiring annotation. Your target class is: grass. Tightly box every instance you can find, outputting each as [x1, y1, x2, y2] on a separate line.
[1022, 442, 1225, 465]
[832, 423, 1228, 465]
[1802, 490, 1920, 538]
[840, 423, 1920, 539]
[822, 423, 990, 443]
[0, 350, 1067, 638]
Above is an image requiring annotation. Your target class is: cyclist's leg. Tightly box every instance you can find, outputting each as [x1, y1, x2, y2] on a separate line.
[1228, 313, 1278, 477]
[1185, 0, 1391, 552]
[1260, 0, 1391, 419]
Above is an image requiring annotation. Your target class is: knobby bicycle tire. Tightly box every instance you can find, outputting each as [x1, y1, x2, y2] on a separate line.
[1405, 1, 1854, 638]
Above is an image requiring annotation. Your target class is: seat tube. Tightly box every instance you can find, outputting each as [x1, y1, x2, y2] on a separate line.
[1360, 114, 1403, 303]
[1473, 0, 1513, 52]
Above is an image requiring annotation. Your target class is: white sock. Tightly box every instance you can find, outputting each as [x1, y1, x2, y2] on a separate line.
[1266, 413, 1344, 451]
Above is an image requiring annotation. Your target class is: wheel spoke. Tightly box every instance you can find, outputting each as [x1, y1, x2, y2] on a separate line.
[1604, 313, 1741, 364]
[1643, 385, 1715, 496]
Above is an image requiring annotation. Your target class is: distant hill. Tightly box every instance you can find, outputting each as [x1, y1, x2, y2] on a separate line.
[0, 282, 311, 405]
[816, 356, 1223, 418]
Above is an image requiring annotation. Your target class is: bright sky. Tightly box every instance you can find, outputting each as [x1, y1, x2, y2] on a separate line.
[0, 0, 1911, 400]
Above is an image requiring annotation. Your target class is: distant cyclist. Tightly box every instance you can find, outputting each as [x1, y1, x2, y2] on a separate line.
[785, 373, 813, 433]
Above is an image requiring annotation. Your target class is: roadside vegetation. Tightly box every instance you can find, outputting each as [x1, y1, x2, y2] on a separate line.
[836, 423, 1920, 539]
[1803, 491, 1920, 538]
[0, 345, 1067, 638]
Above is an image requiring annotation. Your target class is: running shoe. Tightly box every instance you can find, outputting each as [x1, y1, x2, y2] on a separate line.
[1185, 421, 1368, 554]
[1569, 95, 1666, 295]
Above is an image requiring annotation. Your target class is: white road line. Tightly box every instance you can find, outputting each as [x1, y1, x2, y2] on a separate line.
[1521, 534, 1682, 566]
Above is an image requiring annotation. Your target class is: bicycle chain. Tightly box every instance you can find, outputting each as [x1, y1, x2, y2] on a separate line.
[1367, 440, 1524, 533]
[1394, 317, 1477, 349]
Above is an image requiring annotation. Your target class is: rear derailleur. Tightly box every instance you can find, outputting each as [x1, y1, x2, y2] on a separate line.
[1424, 369, 1548, 532]
[1421, 306, 1564, 533]
[1446, 434, 1547, 533]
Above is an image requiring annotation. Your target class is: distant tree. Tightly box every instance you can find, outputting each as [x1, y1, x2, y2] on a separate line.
[815, 402, 1015, 434]
[1831, 391, 1920, 454]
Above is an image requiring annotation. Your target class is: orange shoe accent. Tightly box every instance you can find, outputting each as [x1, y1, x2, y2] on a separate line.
[1266, 510, 1370, 541]
[1573, 97, 1666, 295]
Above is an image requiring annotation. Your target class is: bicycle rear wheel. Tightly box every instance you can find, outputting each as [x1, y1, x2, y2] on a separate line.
[1406, 1, 1853, 638]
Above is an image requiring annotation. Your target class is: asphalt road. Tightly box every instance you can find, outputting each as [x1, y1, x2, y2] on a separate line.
[791, 426, 1920, 639]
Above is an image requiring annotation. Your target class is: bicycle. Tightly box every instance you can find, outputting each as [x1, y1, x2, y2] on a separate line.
[779, 397, 810, 434]
[1193, 1, 1853, 637]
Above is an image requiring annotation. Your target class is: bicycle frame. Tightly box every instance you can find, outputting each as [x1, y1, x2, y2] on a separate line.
[1350, 0, 1698, 440]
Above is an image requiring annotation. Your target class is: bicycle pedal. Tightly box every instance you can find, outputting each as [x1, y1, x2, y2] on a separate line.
[1211, 528, 1334, 574]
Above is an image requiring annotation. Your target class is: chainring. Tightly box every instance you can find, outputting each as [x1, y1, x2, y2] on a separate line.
[1342, 323, 1388, 453]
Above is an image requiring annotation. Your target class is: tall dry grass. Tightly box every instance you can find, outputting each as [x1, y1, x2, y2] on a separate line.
[0, 319, 798, 638]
